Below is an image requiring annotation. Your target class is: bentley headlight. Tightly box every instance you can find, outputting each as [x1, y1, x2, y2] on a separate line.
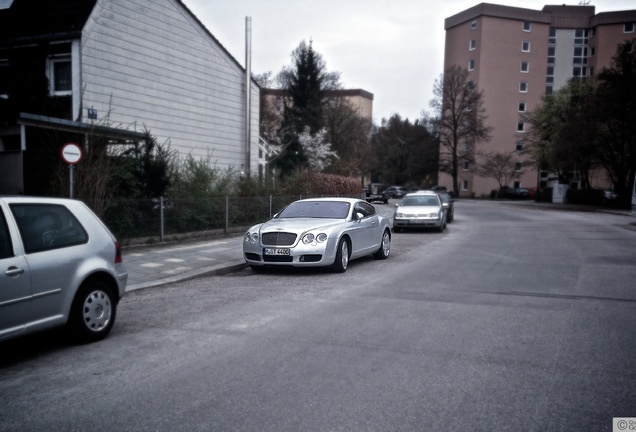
[302, 233, 315, 244]
[244, 231, 258, 243]
[316, 233, 328, 242]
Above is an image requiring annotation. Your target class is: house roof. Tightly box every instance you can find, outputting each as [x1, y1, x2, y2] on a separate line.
[0, 0, 97, 46]
[18, 112, 147, 142]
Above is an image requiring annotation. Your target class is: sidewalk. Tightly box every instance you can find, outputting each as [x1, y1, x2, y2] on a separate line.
[123, 235, 246, 291]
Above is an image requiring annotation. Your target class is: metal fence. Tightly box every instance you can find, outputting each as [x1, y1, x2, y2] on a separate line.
[101, 194, 362, 246]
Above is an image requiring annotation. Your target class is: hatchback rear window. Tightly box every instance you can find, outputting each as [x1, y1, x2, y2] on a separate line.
[10, 204, 88, 253]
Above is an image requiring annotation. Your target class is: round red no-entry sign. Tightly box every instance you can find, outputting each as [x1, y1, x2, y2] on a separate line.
[61, 143, 83, 165]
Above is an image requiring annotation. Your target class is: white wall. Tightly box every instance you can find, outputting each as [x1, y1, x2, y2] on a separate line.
[81, 0, 259, 172]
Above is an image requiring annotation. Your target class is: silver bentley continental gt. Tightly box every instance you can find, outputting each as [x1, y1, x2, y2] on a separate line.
[243, 198, 391, 273]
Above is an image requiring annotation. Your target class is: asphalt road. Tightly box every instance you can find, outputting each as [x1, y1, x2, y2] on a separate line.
[1, 200, 635, 432]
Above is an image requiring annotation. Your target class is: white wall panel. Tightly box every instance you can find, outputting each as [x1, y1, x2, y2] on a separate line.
[80, 0, 259, 172]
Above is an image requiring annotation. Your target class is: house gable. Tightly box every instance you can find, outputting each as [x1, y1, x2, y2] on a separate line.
[81, 0, 259, 170]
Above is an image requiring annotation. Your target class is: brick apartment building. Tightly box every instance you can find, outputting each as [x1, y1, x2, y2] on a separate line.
[440, 3, 636, 197]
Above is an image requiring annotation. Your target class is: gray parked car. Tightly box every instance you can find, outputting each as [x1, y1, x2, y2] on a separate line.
[393, 191, 447, 232]
[0, 197, 128, 343]
[244, 198, 391, 273]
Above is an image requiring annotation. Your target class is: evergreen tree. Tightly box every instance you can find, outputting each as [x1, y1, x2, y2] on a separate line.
[274, 40, 326, 176]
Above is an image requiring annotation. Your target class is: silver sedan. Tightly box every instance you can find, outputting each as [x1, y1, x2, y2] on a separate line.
[243, 198, 391, 272]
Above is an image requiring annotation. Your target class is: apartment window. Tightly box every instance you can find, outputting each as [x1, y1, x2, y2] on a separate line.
[469, 39, 476, 50]
[47, 55, 72, 95]
[573, 66, 586, 77]
[516, 140, 524, 151]
[517, 122, 525, 133]
[546, 86, 553, 95]
[521, 61, 529, 73]
[624, 23, 634, 33]
[462, 180, 469, 191]
[523, 21, 531, 32]
[522, 41, 530, 52]
[518, 102, 526, 112]
[590, 46, 596, 57]
[574, 29, 588, 45]
[467, 80, 475, 91]
[471, 19, 477, 30]
[549, 28, 556, 45]
[463, 160, 470, 171]
[519, 82, 528, 93]
[464, 141, 472, 152]
[515, 162, 523, 172]
[468, 59, 475, 71]
[514, 181, 522, 188]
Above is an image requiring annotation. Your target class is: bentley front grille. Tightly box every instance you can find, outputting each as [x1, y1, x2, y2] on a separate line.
[261, 232, 297, 246]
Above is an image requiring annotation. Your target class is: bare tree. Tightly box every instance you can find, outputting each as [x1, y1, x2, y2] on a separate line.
[429, 65, 492, 194]
[322, 96, 373, 178]
[474, 151, 527, 190]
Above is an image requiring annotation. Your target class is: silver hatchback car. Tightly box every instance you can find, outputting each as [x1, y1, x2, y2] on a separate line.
[393, 191, 447, 232]
[0, 197, 128, 343]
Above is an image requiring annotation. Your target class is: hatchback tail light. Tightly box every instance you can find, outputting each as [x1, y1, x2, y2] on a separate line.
[114, 241, 123, 264]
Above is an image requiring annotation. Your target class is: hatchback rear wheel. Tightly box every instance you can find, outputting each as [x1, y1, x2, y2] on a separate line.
[69, 280, 116, 343]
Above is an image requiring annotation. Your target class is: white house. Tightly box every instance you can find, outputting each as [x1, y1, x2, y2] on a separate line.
[0, 0, 259, 194]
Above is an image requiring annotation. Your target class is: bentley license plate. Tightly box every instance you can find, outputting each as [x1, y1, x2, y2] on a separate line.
[263, 248, 290, 256]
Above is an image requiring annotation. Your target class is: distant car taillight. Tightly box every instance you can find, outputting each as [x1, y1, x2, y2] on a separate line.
[114, 242, 123, 264]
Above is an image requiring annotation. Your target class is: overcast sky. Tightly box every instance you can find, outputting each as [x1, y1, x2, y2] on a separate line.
[184, 0, 635, 124]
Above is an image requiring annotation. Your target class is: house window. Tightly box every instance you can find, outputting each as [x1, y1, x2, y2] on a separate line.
[468, 59, 475, 71]
[471, 19, 477, 30]
[0, 59, 8, 99]
[522, 41, 530, 52]
[463, 160, 470, 171]
[517, 122, 525, 133]
[464, 141, 472, 152]
[515, 162, 523, 172]
[518, 102, 526, 112]
[624, 23, 635, 33]
[48, 56, 72, 95]
[462, 180, 469, 191]
[523, 21, 532, 32]
[469, 39, 476, 50]
[516, 140, 524, 151]
[467, 80, 475, 91]
[514, 181, 522, 188]
[521, 61, 529, 73]
[519, 82, 528, 93]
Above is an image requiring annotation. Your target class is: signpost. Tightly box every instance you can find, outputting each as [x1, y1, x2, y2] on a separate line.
[61, 143, 83, 198]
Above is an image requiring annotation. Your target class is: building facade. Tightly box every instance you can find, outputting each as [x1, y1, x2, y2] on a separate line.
[0, 0, 259, 195]
[441, 3, 636, 197]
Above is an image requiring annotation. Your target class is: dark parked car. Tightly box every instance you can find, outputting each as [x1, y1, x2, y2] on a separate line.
[436, 191, 455, 223]
[382, 186, 407, 199]
[500, 187, 530, 199]
[365, 183, 389, 204]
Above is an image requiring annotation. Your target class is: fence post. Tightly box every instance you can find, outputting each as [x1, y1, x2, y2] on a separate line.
[160, 196, 164, 242]
[225, 196, 229, 235]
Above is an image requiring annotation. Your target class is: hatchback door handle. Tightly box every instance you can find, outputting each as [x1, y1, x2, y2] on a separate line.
[6, 266, 25, 277]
